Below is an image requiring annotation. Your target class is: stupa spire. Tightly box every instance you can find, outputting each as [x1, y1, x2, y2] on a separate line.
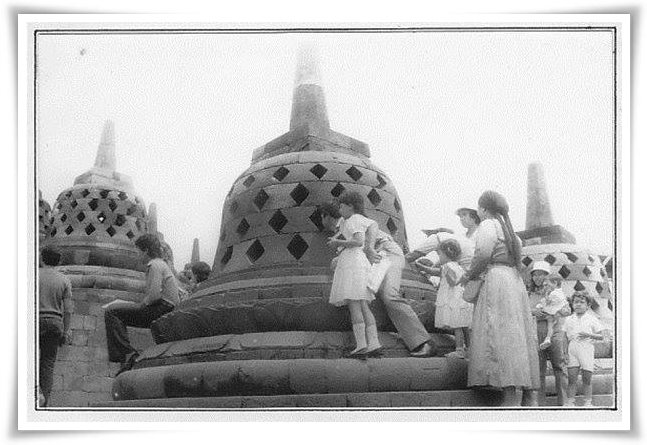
[289, 44, 330, 134]
[148, 203, 158, 235]
[93, 120, 116, 171]
[525, 162, 554, 230]
[191, 238, 200, 263]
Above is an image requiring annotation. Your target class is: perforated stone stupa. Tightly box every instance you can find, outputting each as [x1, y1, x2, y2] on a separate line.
[45, 121, 149, 272]
[518, 163, 613, 324]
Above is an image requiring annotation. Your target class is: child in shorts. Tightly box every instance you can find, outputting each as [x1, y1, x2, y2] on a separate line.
[536, 274, 568, 351]
[563, 290, 610, 407]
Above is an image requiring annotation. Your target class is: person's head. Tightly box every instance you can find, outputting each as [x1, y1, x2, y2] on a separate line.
[338, 191, 365, 218]
[477, 190, 509, 220]
[134, 233, 163, 261]
[570, 290, 594, 314]
[319, 202, 342, 232]
[190, 261, 211, 283]
[543, 273, 563, 292]
[41, 247, 61, 266]
[477, 190, 521, 269]
[438, 239, 461, 264]
[529, 260, 551, 290]
[456, 208, 481, 229]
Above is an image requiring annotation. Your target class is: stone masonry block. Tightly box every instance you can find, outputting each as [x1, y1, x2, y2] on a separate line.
[69, 314, 85, 330]
[52, 391, 90, 408]
[62, 374, 85, 391]
[74, 301, 91, 315]
[288, 359, 327, 394]
[82, 315, 97, 330]
[70, 329, 89, 346]
[347, 392, 392, 407]
[366, 358, 412, 393]
[84, 375, 113, 393]
[325, 360, 369, 394]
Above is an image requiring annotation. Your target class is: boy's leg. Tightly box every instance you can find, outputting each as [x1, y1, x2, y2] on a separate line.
[549, 331, 568, 406]
[581, 370, 594, 406]
[38, 319, 63, 406]
[566, 367, 580, 406]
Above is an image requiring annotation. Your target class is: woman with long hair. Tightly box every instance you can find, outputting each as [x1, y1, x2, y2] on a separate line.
[461, 190, 540, 406]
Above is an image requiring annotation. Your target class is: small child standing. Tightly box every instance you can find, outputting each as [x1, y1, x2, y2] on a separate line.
[536, 274, 568, 351]
[433, 239, 472, 359]
[327, 191, 381, 357]
[563, 290, 610, 407]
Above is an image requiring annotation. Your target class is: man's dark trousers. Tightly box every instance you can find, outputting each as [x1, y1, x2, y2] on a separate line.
[39, 317, 64, 406]
[104, 300, 174, 363]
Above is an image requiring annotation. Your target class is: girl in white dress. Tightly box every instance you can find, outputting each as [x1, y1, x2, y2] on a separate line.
[434, 239, 473, 359]
[328, 191, 381, 357]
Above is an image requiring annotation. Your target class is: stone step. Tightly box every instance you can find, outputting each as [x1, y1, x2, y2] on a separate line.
[91, 389, 615, 409]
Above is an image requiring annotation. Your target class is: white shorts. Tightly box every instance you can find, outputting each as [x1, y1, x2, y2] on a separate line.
[567, 341, 595, 372]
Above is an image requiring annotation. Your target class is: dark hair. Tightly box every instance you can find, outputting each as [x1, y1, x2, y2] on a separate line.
[191, 261, 211, 283]
[477, 190, 522, 270]
[439, 239, 461, 261]
[319, 202, 341, 219]
[570, 290, 596, 308]
[338, 191, 366, 216]
[527, 270, 548, 293]
[457, 208, 481, 225]
[41, 247, 61, 266]
[134, 233, 163, 258]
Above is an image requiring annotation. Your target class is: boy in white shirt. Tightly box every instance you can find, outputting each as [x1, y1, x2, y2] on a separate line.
[563, 290, 609, 407]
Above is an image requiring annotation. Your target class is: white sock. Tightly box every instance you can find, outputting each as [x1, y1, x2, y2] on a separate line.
[366, 322, 381, 350]
[352, 323, 367, 351]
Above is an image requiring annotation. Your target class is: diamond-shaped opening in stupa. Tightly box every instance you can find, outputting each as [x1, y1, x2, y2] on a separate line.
[114, 214, 126, 226]
[287, 234, 309, 260]
[273, 166, 290, 181]
[367, 189, 382, 207]
[99, 190, 110, 199]
[290, 184, 309, 206]
[582, 266, 592, 277]
[595, 282, 604, 294]
[574, 281, 586, 291]
[88, 199, 99, 211]
[345, 166, 363, 181]
[97, 212, 106, 223]
[386, 218, 398, 235]
[50, 227, 57, 237]
[126, 230, 135, 240]
[394, 198, 402, 213]
[230, 200, 239, 214]
[106, 226, 116, 237]
[544, 254, 557, 265]
[236, 218, 251, 236]
[310, 164, 328, 179]
[243, 175, 256, 188]
[76, 211, 86, 222]
[522, 256, 533, 267]
[268, 210, 288, 234]
[64, 225, 74, 235]
[108, 200, 118, 212]
[85, 224, 96, 235]
[118, 191, 128, 201]
[246, 239, 265, 263]
[60, 214, 67, 223]
[558, 265, 570, 279]
[565, 252, 579, 263]
[309, 209, 324, 231]
[81, 189, 91, 198]
[70, 199, 78, 209]
[253, 189, 270, 211]
[221, 246, 233, 266]
[376, 174, 387, 189]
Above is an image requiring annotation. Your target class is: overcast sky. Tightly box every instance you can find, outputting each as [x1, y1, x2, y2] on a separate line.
[36, 28, 615, 267]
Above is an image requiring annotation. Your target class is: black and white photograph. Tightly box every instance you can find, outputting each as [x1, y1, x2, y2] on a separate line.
[16, 11, 631, 432]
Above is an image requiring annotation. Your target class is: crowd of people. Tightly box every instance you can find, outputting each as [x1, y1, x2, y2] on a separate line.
[323, 189, 610, 407]
[37, 189, 610, 408]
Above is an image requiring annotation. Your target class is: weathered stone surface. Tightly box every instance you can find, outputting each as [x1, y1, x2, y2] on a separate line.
[152, 297, 441, 343]
[112, 357, 468, 401]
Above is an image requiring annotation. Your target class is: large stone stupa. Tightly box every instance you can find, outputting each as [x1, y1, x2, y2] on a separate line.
[107, 48, 465, 409]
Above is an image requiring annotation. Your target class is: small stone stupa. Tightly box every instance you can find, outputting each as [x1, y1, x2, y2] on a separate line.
[45, 120, 149, 273]
[518, 163, 613, 322]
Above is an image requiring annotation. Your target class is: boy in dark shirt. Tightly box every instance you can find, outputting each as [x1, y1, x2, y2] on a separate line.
[38, 247, 73, 406]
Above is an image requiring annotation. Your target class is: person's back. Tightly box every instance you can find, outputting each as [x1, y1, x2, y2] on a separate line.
[39, 267, 72, 320]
